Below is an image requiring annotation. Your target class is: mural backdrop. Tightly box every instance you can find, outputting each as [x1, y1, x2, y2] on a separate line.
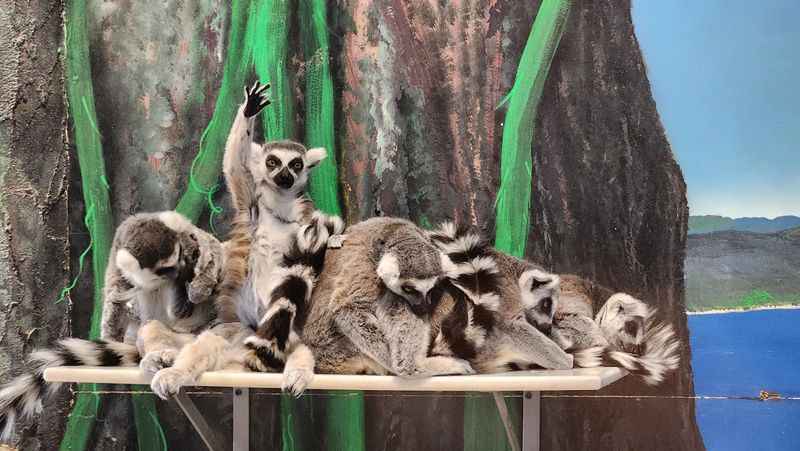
[635, 1, 800, 450]
[10, 0, 786, 449]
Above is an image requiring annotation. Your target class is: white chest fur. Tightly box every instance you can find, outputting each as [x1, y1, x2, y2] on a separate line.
[247, 193, 304, 305]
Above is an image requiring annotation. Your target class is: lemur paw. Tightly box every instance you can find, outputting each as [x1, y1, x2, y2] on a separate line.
[282, 366, 314, 397]
[447, 358, 477, 375]
[140, 349, 178, 375]
[150, 367, 191, 400]
[243, 81, 271, 117]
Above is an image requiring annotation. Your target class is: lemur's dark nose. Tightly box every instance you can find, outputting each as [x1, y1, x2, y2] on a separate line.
[274, 167, 294, 189]
[624, 316, 644, 338]
[539, 297, 553, 315]
[538, 322, 552, 336]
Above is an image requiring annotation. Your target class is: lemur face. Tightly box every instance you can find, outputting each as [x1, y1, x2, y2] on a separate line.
[596, 293, 649, 350]
[518, 268, 560, 335]
[249, 141, 326, 194]
[114, 218, 189, 290]
[376, 253, 441, 307]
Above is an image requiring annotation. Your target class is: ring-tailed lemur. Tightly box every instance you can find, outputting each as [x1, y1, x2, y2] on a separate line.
[425, 223, 573, 372]
[427, 222, 680, 385]
[215, 81, 344, 395]
[0, 211, 224, 441]
[301, 217, 475, 377]
[131, 214, 341, 400]
[550, 280, 680, 386]
[242, 214, 343, 396]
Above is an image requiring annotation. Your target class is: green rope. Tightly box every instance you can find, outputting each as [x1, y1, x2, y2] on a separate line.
[301, 0, 342, 216]
[61, 0, 114, 448]
[299, 1, 361, 450]
[249, 0, 296, 140]
[247, 1, 316, 449]
[187, 126, 225, 233]
[62, 1, 169, 449]
[56, 204, 95, 304]
[493, 0, 572, 257]
[467, 1, 572, 450]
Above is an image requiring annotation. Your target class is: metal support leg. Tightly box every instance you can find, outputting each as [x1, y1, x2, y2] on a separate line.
[493, 392, 521, 451]
[174, 391, 225, 451]
[233, 388, 250, 451]
[522, 391, 540, 451]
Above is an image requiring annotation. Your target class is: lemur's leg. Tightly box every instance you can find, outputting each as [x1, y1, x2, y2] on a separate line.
[150, 330, 232, 400]
[413, 356, 475, 376]
[136, 320, 195, 375]
[334, 300, 394, 374]
[182, 230, 225, 305]
[497, 319, 574, 370]
[281, 339, 315, 396]
[100, 266, 136, 342]
[246, 216, 340, 380]
[382, 302, 475, 377]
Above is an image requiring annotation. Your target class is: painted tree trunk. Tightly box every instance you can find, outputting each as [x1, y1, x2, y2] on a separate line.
[529, 2, 702, 449]
[0, 1, 72, 449]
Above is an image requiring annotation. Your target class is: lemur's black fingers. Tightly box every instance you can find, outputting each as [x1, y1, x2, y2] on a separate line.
[255, 82, 271, 96]
[248, 80, 261, 96]
[257, 99, 271, 110]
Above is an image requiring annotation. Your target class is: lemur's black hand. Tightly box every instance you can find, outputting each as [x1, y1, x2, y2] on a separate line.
[243, 81, 271, 118]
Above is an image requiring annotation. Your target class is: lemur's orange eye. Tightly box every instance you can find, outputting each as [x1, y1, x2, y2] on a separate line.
[289, 158, 304, 171]
[266, 158, 279, 168]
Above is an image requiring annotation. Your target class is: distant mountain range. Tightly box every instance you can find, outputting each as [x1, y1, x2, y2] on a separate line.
[685, 227, 800, 311]
[688, 215, 800, 235]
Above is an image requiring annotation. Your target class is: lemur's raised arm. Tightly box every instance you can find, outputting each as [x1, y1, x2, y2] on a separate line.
[222, 82, 270, 212]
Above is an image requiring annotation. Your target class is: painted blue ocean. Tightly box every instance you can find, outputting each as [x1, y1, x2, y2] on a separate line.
[689, 309, 800, 451]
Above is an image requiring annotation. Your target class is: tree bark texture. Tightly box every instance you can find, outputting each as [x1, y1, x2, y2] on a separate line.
[0, 0, 703, 449]
[0, 1, 72, 449]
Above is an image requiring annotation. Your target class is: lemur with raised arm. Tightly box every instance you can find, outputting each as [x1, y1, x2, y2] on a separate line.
[427, 222, 680, 385]
[215, 82, 343, 395]
[0, 211, 225, 441]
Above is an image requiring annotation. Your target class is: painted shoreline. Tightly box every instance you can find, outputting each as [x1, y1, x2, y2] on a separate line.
[687, 304, 800, 315]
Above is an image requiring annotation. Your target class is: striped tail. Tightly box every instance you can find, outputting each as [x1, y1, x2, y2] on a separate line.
[429, 222, 501, 311]
[0, 338, 139, 442]
[571, 319, 681, 386]
[428, 222, 501, 361]
[246, 212, 344, 372]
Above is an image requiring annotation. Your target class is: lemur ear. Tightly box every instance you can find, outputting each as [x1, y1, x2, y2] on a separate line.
[305, 147, 327, 168]
[520, 268, 559, 292]
[376, 253, 400, 285]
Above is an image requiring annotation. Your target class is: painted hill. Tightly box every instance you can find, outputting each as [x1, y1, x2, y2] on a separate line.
[685, 227, 800, 311]
[689, 215, 800, 235]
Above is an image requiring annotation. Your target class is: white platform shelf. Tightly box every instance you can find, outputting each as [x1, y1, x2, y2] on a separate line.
[45, 366, 627, 451]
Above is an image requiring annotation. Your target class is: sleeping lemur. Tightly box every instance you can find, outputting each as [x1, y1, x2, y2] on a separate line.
[427, 222, 680, 385]
[301, 217, 477, 377]
[0, 211, 225, 441]
[425, 223, 573, 371]
[550, 279, 681, 386]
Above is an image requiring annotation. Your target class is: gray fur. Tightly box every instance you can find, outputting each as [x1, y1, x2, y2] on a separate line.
[100, 211, 224, 344]
[302, 217, 474, 377]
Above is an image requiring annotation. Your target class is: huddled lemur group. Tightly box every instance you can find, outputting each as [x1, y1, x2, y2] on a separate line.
[0, 82, 680, 441]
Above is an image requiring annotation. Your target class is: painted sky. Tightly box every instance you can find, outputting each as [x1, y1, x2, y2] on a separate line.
[632, 0, 799, 218]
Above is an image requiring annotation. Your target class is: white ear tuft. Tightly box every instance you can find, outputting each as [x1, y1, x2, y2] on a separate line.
[376, 253, 400, 286]
[305, 147, 327, 168]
